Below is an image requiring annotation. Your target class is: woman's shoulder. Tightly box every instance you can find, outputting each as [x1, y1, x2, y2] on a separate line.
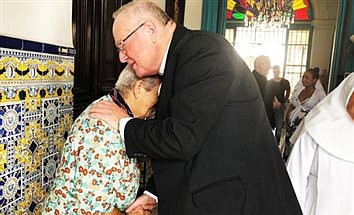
[73, 95, 112, 122]
[70, 95, 121, 144]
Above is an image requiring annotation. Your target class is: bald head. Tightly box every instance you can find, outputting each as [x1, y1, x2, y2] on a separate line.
[254, 55, 271, 77]
[111, 1, 176, 78]
[112, 2, 171, 44]
[112, 1, 171, 27]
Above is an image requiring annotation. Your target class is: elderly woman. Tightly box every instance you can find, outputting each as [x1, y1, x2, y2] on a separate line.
[286, 73, 354, 215]
[42, 65, 160, 215]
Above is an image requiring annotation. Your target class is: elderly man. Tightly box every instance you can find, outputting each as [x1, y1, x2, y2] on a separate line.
[252, 55, 272, 100]
[90, 1, 302, 215]
[252, 55, 274, 127]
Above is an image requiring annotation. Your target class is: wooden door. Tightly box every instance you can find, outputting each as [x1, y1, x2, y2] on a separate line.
[72, 0, 130, 118]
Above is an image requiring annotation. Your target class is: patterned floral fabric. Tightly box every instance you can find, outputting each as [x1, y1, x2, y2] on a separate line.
[42, 95, 140, 214]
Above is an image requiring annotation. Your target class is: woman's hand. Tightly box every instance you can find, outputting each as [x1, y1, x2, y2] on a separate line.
[125, 194, 156, 214]
[126, 207, 153, 215]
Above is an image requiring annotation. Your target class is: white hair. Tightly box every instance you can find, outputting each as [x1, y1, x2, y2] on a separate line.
[115, 65, 160, 96]
[112, 1, 171, 25]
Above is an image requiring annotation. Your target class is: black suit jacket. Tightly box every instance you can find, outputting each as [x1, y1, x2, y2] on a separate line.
[252, 70, 275, 128]
[125, 25, 301, 215]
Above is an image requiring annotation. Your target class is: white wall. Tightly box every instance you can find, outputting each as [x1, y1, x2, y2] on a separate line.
[184, 0, 202, 30]
[309, 0, 339, 74]
[0, 0, 202, 47]
[310, 20, 336, 72]
[0, 0, 73, 47]
[150, 0, 165, 11]
[150, 0, 202, 30]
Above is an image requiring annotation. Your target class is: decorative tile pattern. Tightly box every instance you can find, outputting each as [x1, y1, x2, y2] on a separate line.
[41, 98, 60, 130]
[41, 151, 61, 188]
[0, 102, 24, 143]
[0, 164, 24, 212]
[0, 43, 74, 214]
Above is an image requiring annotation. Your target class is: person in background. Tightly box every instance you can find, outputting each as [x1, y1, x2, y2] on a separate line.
[286, 72, 354, 215]
[89, 1, 302, 214]
[268, 65, 291, 143]
[285, 67, 326, 140]
[42, 65, 160, 215]
[252, 55, 274, 127]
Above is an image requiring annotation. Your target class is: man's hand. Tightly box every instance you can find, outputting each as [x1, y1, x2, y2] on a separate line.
[272, 97, 281, 110]
[125, 194, 156, 214]
[89, 100, 129, 130]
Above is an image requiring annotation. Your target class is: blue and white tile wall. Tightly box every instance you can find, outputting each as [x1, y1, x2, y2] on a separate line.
[0, 36, 75, 214]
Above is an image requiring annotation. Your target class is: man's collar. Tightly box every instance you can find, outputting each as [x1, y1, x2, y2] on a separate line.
[158, 38, 172, 76]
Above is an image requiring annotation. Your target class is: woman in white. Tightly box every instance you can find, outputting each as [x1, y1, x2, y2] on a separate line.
[285, 67, 326, 136]
[286, 73, 354, 215]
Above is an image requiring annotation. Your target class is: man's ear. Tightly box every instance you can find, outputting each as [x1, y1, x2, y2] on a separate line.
[144, 21, 157, 43]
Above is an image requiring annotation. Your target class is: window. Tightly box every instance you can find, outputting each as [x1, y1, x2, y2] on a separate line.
[225, 24, 312, 90]
[284, 28, 311, 89]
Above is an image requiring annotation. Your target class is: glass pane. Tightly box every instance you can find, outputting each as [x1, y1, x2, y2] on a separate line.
[225, 28, 235, 45]
[233, 27, 287, 79]
[285, 29, 310, 88]
[284, 65, 306, 90]
[223, 25, 311, 88]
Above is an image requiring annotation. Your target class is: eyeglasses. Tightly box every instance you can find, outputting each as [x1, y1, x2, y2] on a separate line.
[117, 22, 145, 52]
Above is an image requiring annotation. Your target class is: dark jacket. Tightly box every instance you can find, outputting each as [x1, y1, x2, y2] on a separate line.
[252, 70, 268, 100]
[125, 25, 302, 215]
[252, 70, 275, 128]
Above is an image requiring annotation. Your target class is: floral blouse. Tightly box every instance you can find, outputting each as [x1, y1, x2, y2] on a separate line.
[42, 95, 140, 214]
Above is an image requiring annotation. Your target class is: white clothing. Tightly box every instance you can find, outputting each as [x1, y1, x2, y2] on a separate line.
[287, 73, 354, 215]
[287, 131, 354, 215]
[288, 80, 326, 126]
